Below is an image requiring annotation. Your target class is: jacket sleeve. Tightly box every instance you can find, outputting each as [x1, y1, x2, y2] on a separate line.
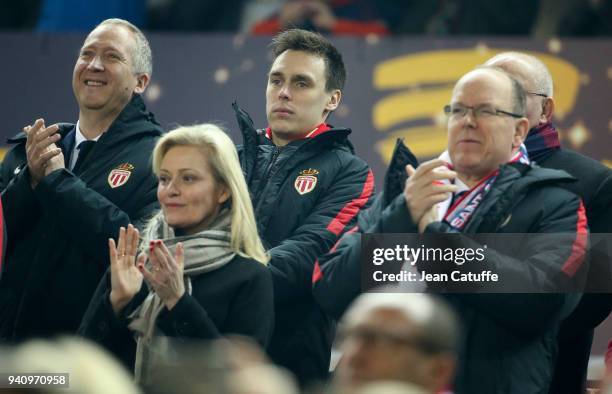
[561, 173, 612, 333]
[0, 150, 42, 243]
[156, 293, 221, 340]
[312, 193, 387, 320]
[268, 160, 375, 304]
[375, 192, 419, 233]
[311, 143, 419, 318]
[77, 270, 136, 369]
[581, 164, 612, 234]
[33, 168, 158, 266]
[312, 229, 362, 320]
[430, 190, 588, 337]
[224, 267, 274, 348]
[157, 268, 274, 349]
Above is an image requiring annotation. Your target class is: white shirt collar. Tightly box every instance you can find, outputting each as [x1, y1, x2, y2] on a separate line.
[69, 121, 101, 170]
[74, 121, 101, 147]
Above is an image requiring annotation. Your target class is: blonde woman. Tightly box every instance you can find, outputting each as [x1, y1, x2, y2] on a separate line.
[79, 124, 273, 382]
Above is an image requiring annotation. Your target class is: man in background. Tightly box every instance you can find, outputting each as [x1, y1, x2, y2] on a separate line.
[486, 52, 612, 394]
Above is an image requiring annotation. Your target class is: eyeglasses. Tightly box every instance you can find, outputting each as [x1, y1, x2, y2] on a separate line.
[527, 92, 548, 98]
[336, 326, 443, 354]
[444, 104, 524, 120]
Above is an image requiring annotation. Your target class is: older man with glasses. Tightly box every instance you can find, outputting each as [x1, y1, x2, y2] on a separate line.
[378, 65, 588, 393]
[315, 66, 588, 393]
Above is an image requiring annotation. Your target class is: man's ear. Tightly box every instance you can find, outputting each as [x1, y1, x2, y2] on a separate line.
[540, 97, 555, 124]
[134, 73, 150, 94]
[325, 89, 341, 112]
[514, 117, 529, 148]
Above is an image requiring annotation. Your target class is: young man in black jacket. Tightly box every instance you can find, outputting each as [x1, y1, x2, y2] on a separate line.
[234, 29, 374, 385]
[486, 51, 612, 394]
[0, 18, 163, 342]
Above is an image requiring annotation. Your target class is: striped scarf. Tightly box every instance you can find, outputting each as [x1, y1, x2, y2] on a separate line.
[524, 122, 560, 162]
[435, 145, 530, 231]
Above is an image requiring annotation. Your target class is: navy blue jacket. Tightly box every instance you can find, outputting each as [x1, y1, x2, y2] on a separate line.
[234, 103, 374, 385]
[316, 150, 588, 393]
[0, 95, 163, 341]
[534, 147, 612, 394]
[78, 255, 274, 373]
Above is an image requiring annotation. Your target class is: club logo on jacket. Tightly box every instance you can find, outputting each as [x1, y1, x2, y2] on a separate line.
[108, 163, 134, 189]
[295, 168, 319, 195]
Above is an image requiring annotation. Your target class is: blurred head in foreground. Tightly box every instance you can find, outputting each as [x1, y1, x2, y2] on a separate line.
[334, 292, 459, 394]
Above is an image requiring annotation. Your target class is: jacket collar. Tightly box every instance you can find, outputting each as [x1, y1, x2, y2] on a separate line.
[263, 123, 332, 143]
[94, 94, 163, 144]
[504, 161, 576, 185]
[233, 101, 353, 150]
[462, 162, 576, 233]
[383, 139, 418, 206]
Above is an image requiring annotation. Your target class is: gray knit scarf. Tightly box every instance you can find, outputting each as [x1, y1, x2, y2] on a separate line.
[128, 208, 235, 383]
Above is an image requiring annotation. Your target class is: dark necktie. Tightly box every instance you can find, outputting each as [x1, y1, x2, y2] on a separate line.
[72, 140, 96, 173]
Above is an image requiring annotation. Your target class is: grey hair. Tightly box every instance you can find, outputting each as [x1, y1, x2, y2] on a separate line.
[485, 52, 553, 97]
[509, 74, 527, 116]
[96, 18, 153, 77]
[342, 292, 460, 354]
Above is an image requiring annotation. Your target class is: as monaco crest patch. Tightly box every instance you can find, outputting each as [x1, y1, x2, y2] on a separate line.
[108, 163, 134, 189]
[294, 168, 319, 195]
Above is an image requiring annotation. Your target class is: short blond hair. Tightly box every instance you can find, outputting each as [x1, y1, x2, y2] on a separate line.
[150, 124, 268, 264]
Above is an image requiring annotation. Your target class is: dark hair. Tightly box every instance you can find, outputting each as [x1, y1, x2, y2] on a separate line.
[270, 29, 346, 92]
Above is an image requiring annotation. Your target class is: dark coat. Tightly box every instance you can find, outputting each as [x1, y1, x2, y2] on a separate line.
[0, 95, 163, 342]
[234, 103, 375, 384]
[314, 144, 588, 393]
[78, 256, 274, 372]
[0, 197, 4, 279]
[313, 139, 418, 319]
[380, 162, 586, 394]
[535, 148, 612, 394]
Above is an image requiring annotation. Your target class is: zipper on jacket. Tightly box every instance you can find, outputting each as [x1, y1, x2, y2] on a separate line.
[254, 146, 283, 210]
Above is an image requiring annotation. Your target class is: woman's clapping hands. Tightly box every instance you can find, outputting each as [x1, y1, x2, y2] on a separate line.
[138, 240, 185, 311]
[109, 224, 146, 314]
